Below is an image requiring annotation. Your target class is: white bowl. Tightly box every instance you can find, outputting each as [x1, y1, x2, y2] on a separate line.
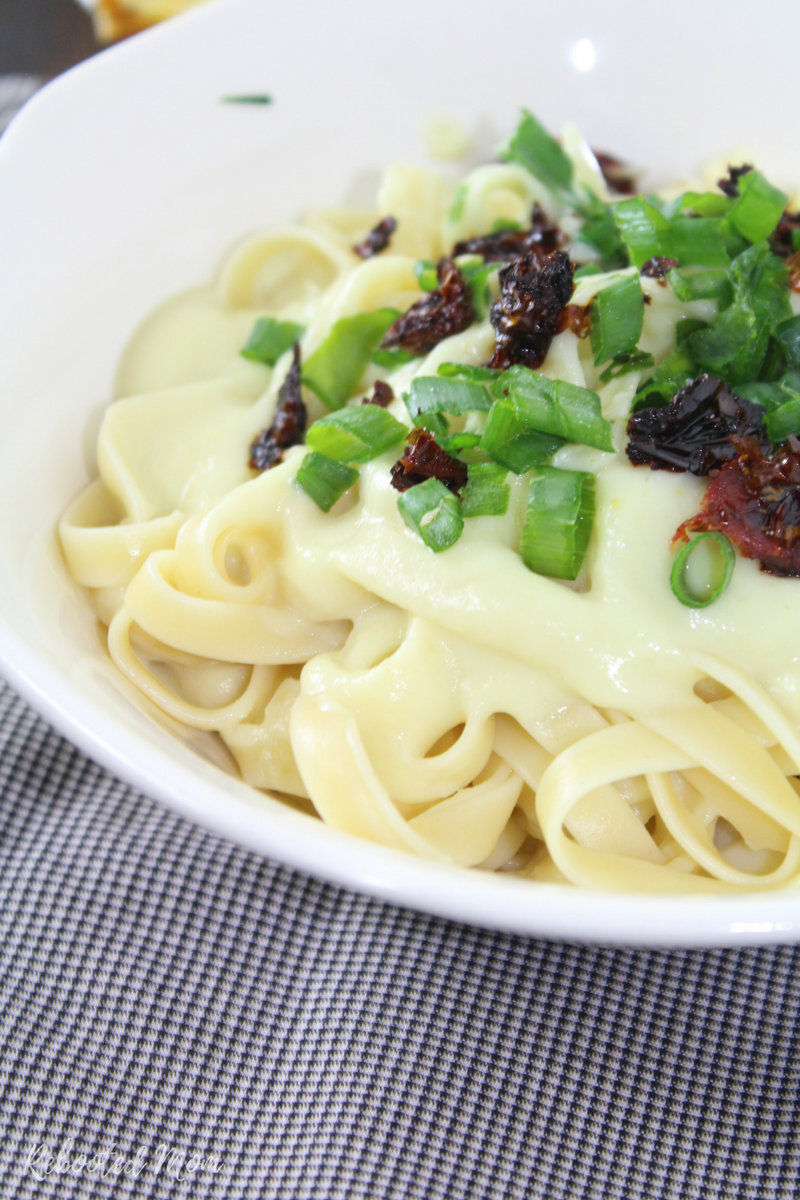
[2, 0, 800, 947]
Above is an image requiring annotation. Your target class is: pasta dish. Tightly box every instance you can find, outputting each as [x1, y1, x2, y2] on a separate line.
[59, 111, 800, 893]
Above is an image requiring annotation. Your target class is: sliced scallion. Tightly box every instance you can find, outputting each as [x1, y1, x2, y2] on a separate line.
[573, 263, 603, 280]
[670, 216, 729, 268]
[670, 533, 735, 608]
[372, 347, 418, 368]
[599, 351, 655, 383]
[481, 399, 564, 472]
[438, 431, 484, 453]
[776, 315, 800, 368]
[589, 274, 644, 365]
[632, 345, 695, 410]
[453, 254, 485, 275]
[305, 406, 407, 463]
[438, 363, 502, 383]
[500, 108, 574, 194]
[675, 317, 709, 345]
[668, 266, 732, 305]
[241, 317, 305, 365]
[613, 198, 675, 268]
[687, 242, 792, 386]
[460, 464, 510, 518]
[397, 478, 463, 552]
[448, 184, 467, 222]
[468, 263, 501, 320]
[498, 366, 615, 451]
[766, 396, 800, 442]
[729, 170, 788, 243]
[302, 309, 399, 409]
[520, 467, 595, 581]
[414, 260, 439, 291]
[296, 452, 359, 512]
[679, 191, 733, 218]
[222, 94, 272, 105]
[404, 376, 492, 423]
[734, 380, 786, 410]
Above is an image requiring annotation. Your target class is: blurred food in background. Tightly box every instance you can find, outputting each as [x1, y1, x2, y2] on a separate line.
[88, 0, 211, 41]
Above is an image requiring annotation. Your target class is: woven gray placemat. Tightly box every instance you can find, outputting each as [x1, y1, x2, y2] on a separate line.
[0, 674, 798, 1199]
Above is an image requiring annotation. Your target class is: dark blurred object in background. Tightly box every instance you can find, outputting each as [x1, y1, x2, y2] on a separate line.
[0, 0, 100, 76]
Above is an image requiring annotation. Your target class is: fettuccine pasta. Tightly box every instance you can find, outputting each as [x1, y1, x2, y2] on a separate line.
[60, 113, 800, 892]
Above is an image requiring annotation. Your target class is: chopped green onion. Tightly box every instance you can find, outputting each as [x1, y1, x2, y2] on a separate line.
[721, 224, 749, 263]
[414, 260, 438, 291]
[573, 263, 603, 280]
[404, 376, 492, 423]
[397, 478, 463, 552]
[679, 191, 733, 218]
[302, 309, 399, 409]
[296, 452, 359, 512]
[305, 406, 407, 463]
[766, 397, 800, 442]
[448, 183, 468, 222]
[729, 170, 788, 243]
[670, 533, 735, 608]
[453, 254, 485, 275]
[573, 189, 628, 267]
[241, 317, 305, 365]
[496, 366, 615, 451]
[520, 467, 595, 581]
[461, 464, 510, 518]
[467, 263, 501, 320]
[613, 198, 675, 268]
[668, 266, 733, 305]
[481, 398, 564, 472]
[735, 380, 787, 410]
[761, 336, 788, 382]
[438, 363, 502, 382]
[675, 317, 709, 345]
[452, 254, 499, 319]
[599, 351, 655, 383]
[481, 397, 564, 469]
[670, 216, 729, 268]
[633, 345, 695, 411]
[492, 217, 522, 232]
[776, 315, 800, 368]
[438, 432, 484, 453]
[687, 242, 792, 386]
[222, 94, 272, 105]
[500, 108, 574, 194]
[589, 274, 644, 365]
[372, 347, 417, 368]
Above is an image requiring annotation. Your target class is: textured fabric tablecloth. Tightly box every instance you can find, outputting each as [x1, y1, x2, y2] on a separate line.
[1, 676, 800, 1198]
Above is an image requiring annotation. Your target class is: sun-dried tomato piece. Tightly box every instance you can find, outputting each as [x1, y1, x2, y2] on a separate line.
[678, 437, 800, 576]
[453, 204, 562, 263]
[717, 164, 753, 199]
[593, 150, 637, 195]
[390, 428, 468, 493]
[557, 303, 591, 338]
[640, 256, 678, 279]
[785, 250, 800, 293]
[771, 210, 800, 259]
[626, 374, 768, 475]
[362, 380, 394, 407]
[487, 250, 574, 370]
[249, 343, 307, 471]
[380, 259, 475, 355]
[353, 216, 397, 259]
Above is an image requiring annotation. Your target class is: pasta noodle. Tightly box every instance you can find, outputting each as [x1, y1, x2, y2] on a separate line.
[59, 117, 800, 894]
